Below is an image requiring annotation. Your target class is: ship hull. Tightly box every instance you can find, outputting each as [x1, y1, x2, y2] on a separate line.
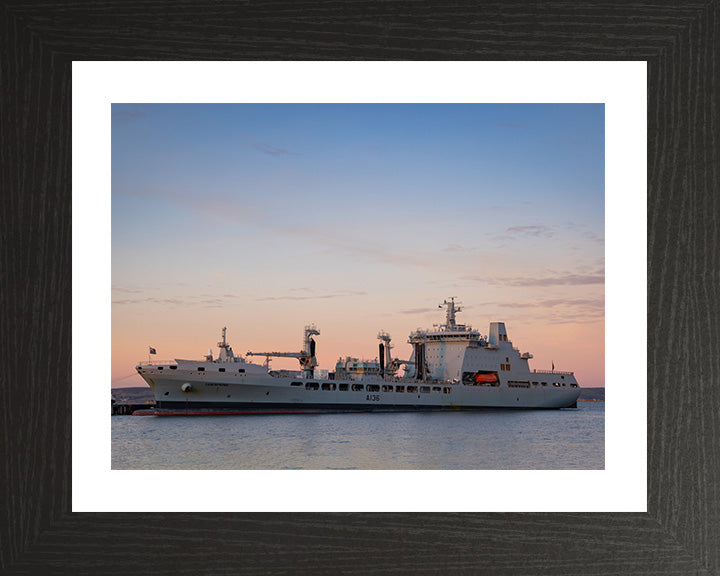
[135, 402, 577, 416]
[137, 371, 581, 414]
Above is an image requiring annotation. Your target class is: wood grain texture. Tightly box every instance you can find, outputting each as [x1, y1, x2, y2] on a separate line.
[1, 1, 718, 574]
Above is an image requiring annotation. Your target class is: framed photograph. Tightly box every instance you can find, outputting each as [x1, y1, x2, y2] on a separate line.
[84, 63, 628, 513]
[3, 3, 717, 574]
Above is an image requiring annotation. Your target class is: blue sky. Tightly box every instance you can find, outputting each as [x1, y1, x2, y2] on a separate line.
[112, 103, 604, 387]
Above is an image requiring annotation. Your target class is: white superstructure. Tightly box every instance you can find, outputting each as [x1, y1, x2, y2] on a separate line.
[134, 298, 581, 415]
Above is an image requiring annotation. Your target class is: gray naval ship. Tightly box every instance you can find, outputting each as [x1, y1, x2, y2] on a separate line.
[134, 298, 581, 415]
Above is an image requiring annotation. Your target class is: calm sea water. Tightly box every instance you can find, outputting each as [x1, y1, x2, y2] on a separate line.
[112, 402, 603, 470]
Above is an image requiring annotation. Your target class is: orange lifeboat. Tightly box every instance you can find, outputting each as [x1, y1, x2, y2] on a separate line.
[474, 373, 498, 384]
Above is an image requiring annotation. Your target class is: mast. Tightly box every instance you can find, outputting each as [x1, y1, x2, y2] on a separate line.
[439, 297, 462, 330]
[216, 326, 236, 362]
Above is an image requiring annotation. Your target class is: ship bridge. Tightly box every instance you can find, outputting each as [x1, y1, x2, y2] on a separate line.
[408, 298, 486, 344]
[406, 298, 489, 381]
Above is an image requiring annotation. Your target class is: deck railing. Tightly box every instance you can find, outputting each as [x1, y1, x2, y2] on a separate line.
[138, 360, 178, 366]
[532, 369, 574, 375]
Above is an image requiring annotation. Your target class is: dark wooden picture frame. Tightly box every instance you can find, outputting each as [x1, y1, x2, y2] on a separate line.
[2, 2, 718, 574]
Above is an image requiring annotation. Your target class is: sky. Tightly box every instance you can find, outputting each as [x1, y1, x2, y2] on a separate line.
[111, 103, 604, 388]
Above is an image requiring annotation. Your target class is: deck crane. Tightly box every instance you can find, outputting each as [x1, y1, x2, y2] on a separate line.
[377, 330, 410, 378]
[247, 324, 320, 378]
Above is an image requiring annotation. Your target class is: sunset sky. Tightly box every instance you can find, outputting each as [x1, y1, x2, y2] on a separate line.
[111, 103, 604, 388]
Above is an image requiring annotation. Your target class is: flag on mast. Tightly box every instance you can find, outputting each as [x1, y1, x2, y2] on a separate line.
[149, 346, 157, 355]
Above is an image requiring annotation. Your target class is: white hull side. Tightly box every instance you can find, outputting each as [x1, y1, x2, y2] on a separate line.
[140, 371, 580, 410]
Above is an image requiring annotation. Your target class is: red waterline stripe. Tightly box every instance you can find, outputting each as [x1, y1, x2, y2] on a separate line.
[132, 409, 327, 416]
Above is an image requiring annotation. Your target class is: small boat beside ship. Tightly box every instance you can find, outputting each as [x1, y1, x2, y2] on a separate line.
[134, 298, 580, 415]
